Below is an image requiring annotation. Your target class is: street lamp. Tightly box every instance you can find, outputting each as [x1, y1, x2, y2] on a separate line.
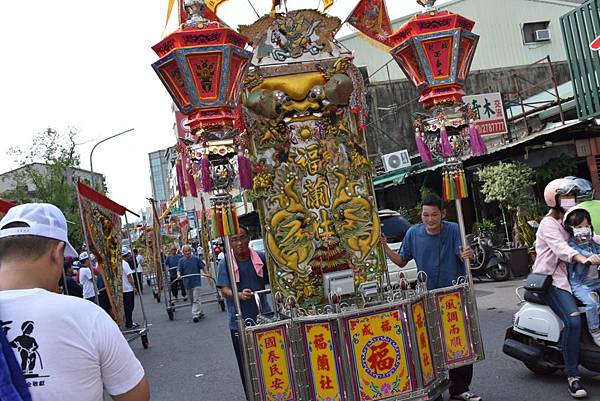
[89, 128, 135, 190]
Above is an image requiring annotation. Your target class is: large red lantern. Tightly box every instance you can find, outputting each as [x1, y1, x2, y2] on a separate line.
[151, 2, 252, 137]
[389, 1, 479, 109]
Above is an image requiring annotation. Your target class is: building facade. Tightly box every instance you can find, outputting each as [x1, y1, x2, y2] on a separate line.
[338, 0, 584, 162]
[148, 147, 174, 209]
[0, 163, 105, 198]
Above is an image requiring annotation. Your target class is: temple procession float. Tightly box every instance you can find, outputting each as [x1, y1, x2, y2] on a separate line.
[151, 0, 488, 399]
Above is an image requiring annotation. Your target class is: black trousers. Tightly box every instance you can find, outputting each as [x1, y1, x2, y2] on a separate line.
[123, 291, 135, 328]
[170, 278, 186, 298]
[230, 330, 249, 399]
[85, 296, 96, 304]
[98, 290, 112, 314]
[449, 364, 473, 396]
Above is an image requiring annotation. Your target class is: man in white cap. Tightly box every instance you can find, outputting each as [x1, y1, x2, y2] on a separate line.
[0, 203, 149, 401]
[121, 246, 138, 329]
[77, 251, 97, 303]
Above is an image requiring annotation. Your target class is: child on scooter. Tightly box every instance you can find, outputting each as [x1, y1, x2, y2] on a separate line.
[564, 207, 600, 347]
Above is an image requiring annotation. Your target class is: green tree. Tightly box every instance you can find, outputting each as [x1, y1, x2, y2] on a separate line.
[477, 162, 536, 247]
[2, 128, 85, 247]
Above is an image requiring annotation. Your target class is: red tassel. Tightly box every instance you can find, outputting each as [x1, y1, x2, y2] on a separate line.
[237, 150, 253, 190]
[176, 160, 187, 197]
[201, 154, 212, 193]
[440, 126, 453, 158]
[468, 123, 488, 156]
[186, 163, 198, 197]
[415, 131, 433, 166]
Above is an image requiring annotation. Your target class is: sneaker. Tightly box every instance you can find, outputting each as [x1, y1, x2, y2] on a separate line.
[591, 330, 600, 347]
[568, 377, 587, 398]
[450, 392, 481, 401]
[192, 316, 199, 323]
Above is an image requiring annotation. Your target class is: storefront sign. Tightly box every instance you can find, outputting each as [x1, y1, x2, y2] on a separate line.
[253, 326, 296, 401]
[302, 322, 344, 401]
[345, 309, 413, 401]
[411, 301, 435, 385]
[462, 92, 507, 135]
[435, 289, 474, 365]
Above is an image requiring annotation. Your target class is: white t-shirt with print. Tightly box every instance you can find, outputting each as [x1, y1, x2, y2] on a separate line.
[0, 288, 145, 401]
[135, 254, 144, 273]
[122, 260, 134, 293]
[78, 266, 95, 299]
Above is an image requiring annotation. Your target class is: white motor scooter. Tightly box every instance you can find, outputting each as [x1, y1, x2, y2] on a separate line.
[503, 286, 600, 374]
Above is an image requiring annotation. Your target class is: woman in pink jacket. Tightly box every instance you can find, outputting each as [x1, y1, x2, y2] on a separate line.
[532, 177, 598, 399]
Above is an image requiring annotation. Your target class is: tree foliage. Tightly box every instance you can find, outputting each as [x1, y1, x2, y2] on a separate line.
[477, 162, 535, 210]
[477, 162, 536, 247]
[1, 128, 85, 247]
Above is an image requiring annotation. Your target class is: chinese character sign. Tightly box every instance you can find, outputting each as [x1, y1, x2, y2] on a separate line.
[411, 301, 436, 385]
[302, 322, 344, 401]
[462, 92, 507, 135]
[253, 326, 296, 401]
[345, 309, 413, 401]
[435, 290, 474, 365]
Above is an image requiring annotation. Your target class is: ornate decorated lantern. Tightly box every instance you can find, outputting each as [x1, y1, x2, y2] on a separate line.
[151, 0, 252, 139]
[389, 0, 479, 109]
[240, 10, 378, 308]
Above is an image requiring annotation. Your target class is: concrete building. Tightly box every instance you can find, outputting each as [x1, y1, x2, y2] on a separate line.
[341, 0, 584, 82]
[337, 0, 585, 161]
[0, 163, 105, 198]
[148, 147, 175, 209]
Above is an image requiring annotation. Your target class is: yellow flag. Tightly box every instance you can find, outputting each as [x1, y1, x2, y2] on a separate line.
[323, 0, 334, 11]
[166, 0, 176, 27]
[205, 0, 228, 12]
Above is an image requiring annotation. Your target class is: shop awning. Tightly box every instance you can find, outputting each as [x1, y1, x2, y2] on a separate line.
[373, 170, 406, 187]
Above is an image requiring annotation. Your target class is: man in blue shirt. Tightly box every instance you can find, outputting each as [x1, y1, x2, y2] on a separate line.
[177, 245, 206, 322]
[216, 227, 268, 400]
[382, 194, 480, 401]
[165, 246, 186, 300]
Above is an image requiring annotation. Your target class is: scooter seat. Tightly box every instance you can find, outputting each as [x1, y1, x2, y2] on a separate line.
[524, 290, 546, 305]
[524, 289, 586, 307]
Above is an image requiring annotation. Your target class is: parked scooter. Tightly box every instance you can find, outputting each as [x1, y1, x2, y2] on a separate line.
[503, 286, 600, 374]
[469, 233, 510, 281]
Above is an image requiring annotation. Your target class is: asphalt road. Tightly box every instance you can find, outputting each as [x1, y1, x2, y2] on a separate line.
[127, 278, 600, 401]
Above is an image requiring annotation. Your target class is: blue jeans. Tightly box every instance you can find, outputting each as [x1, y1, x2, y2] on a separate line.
[569, 263, 600, 331]
[543, 285, 581, 377]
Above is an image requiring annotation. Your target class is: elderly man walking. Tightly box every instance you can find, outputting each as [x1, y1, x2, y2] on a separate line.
[177, 245, 207, 322]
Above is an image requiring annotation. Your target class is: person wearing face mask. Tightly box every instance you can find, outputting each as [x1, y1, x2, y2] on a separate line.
[532, 177, 599, 398]
[564, 207, 600, 346]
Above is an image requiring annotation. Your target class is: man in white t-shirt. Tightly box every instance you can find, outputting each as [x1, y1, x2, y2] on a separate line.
[133, 248, 144, 294]
[77, 251, 97, 303]
[0, 203, 149, 401]
[121, 247, 138, 329]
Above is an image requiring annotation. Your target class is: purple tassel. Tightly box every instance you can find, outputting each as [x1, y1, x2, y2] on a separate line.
[201, 155, 212, 193]
[176, 160, 187, 197]
[415, 133, 433, 167]
[238, 153, 253, 190]
[468, 124, 488, 156]
[186, 164, 198, 197]
[439, 126, 453, 157]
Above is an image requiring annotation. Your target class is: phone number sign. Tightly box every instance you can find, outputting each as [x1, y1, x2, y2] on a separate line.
[463, 92, 507, 136]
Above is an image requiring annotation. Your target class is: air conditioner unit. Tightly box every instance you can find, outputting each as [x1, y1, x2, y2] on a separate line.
[535, 29, 551, 42]
[382, 150, 411, 172]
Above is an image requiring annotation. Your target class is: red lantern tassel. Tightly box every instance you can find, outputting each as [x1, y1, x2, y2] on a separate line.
[442, 171, 448, 202]
[211, 208, 219, 238]
[215, 207, 224, 237]
[186, 164, 198, 197]
[415, 132, 433, 167]
[238, 152, 253, 190]
[230, 206, 240, 235]
[176, 160, 187, 197]
[201, 154, 212, 193]
[440, 126, 453, 158]
[468, 124, 488, 156]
